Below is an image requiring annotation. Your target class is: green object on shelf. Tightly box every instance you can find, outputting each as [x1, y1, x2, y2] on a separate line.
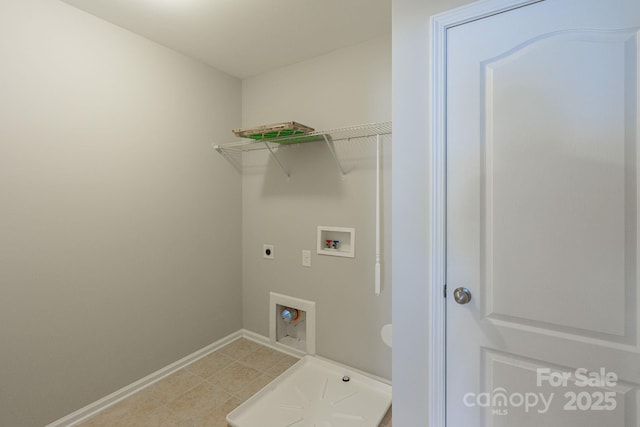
[245, 130, 322, 145]
[260, 134, 324, 145]
[245, 129, 303, 140]
[233, 121, 319, 144]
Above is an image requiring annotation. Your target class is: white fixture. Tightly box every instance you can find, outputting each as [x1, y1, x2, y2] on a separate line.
[374, 133, 382, 296]
[263, 244, 274, 260]
[317, 226, 355, 258]
[302, 249, 311, 267]
[270, 293, 316, 356]
[227, 356, 392, 427]
[381, 324, 392, 348]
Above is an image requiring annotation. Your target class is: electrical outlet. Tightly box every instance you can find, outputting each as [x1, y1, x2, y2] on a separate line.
[302, 250, 311, 267]
[263, 244, 274, 260]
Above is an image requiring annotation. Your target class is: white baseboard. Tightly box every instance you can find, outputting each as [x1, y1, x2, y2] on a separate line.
[240, 329, 305, 359]
[46, 330, 242, 427]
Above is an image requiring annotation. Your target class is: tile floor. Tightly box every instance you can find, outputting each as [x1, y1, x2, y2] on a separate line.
[78, 338, 392, 427]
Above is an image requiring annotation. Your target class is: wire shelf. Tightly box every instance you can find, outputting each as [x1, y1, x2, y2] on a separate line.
[213, 121, 391, 152]
[213, 121, 392, 177]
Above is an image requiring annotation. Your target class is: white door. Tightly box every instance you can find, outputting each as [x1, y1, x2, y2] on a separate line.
[447, 0, 640, 425]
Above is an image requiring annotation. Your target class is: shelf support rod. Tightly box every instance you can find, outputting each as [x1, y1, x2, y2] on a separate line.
[262, 140, 290, 178]
[321, 134, 346, 176]
[375, 133, 382, 296]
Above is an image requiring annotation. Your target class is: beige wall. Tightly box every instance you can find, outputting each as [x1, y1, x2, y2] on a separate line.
[392, 0, 478, 425]
[0, 2, 393, 424]
[0, 1, 242, 426]
[241, 36, 392, 379]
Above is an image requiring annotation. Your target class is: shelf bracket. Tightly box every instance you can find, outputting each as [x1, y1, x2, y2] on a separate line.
[321, 134, 346, 176]
[214, 145, 242, 173]
[262, 140, 290, 178]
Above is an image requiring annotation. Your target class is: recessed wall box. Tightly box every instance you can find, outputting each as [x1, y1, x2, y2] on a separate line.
[317, 226, 355, 258]
[270, 292, 316, 356]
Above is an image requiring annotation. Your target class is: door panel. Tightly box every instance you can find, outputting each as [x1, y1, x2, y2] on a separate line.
[485, 30, 637, 341]
[482, 350, 636, 427]
[446, 1, 640, 425]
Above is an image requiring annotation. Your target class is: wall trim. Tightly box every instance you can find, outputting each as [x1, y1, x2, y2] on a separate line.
[241, 328, 306, 359]
[428, 1, 542, 426]
[46, 330, 242, 427]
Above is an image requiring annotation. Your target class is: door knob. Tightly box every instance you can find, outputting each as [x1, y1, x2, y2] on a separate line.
[453, 287, 472, 305]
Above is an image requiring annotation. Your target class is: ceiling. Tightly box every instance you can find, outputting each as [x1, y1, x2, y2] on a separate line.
[60, 0, 391, 79]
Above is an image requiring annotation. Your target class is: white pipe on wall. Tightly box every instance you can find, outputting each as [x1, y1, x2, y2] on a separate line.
[375, 134, 381, 296]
